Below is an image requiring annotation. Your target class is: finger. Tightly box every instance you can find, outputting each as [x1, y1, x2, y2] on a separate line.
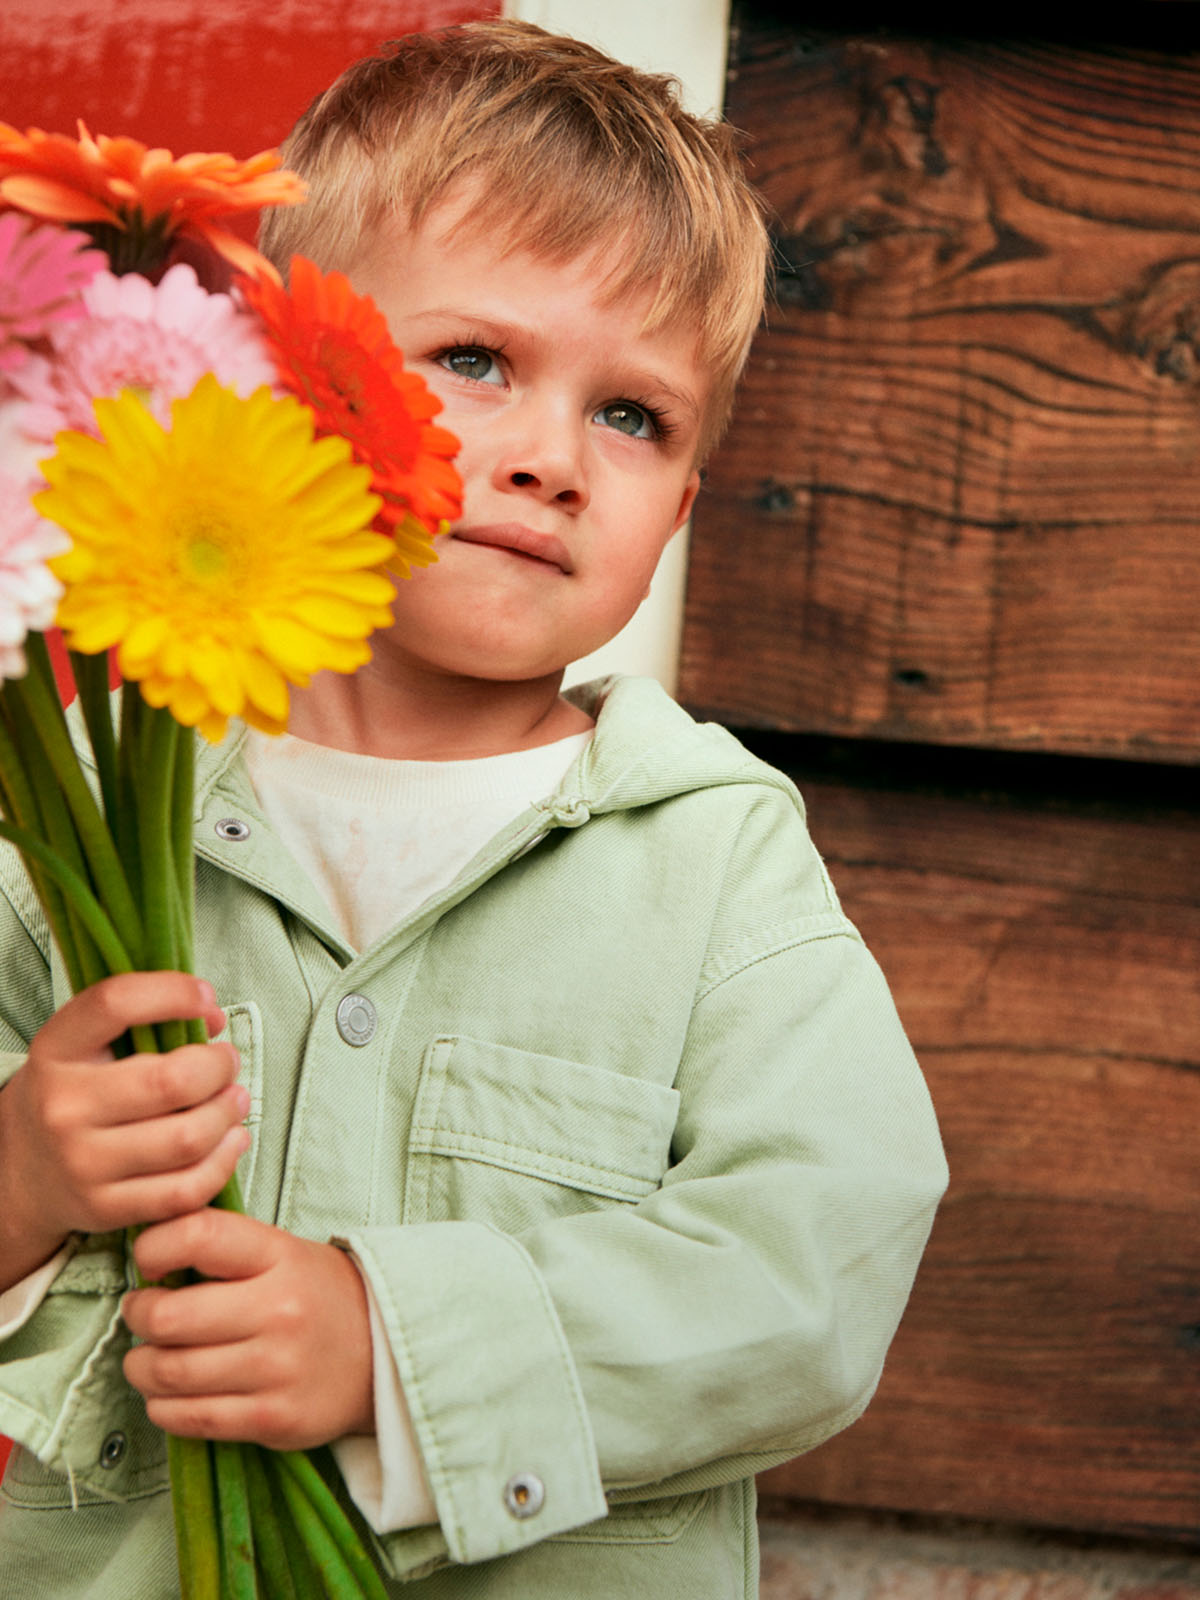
[90, 1122, 250, 1232]
[93, 1079, 249, 1182]
[33, 973, 227, 1064]
[124, 1277, 263, 1348]
[90, 1043, 242, 1129]
[137, 1392, 305, 1450]
[124, 1323, 262, 1399]
[133, 1206, 276, 1286]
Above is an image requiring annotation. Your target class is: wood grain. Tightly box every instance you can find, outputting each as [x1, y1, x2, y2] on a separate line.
[755, 760, 1200, 1539]
[682, 17, 1200, 759]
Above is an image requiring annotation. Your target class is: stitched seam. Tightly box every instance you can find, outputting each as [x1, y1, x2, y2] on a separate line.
[408, 1131, 658, 1199]
[0, 1394, 53, 1449]
[363, 959, 422, 1226]
[697, 926, 861, 1004]
[548, 1490, 707, 1544]
[41, 1293, 128, 1472]
[743, 1474, 755, 1598]
[0, 861, 52, 958]
[403, 1041, 452, 1224]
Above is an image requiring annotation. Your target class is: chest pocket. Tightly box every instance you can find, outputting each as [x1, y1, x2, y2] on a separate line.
[403, 1035, 680, 1234]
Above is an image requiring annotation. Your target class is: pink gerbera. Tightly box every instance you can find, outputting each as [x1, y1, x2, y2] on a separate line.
[0, 469, 66, 683]
[9, 260, 276, 441]
[0, 214, 104, 373]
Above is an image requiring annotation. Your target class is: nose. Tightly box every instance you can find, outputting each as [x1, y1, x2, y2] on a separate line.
[490, 397, 589, 511]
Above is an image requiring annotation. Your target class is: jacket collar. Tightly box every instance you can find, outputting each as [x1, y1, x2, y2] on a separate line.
[68, 676, 794, 965]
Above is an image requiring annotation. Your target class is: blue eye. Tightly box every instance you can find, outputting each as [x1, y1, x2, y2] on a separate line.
[440, 347, 502, 384]
[593, 401, 654, 439]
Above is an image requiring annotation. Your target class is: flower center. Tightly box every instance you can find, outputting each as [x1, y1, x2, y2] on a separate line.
[317, 328, 369, 415]
[181, 526, 231, 583]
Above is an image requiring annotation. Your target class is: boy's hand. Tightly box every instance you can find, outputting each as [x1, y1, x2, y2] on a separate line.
[0, 973, 246, 1289]
[122, 1210, 375, 1451]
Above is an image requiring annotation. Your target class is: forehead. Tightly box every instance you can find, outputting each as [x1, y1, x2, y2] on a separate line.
[390, 179, 704, 340]
[360, 192, 707, 377]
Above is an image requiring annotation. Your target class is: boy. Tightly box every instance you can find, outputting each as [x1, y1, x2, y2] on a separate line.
[0, 21, 947, 1598]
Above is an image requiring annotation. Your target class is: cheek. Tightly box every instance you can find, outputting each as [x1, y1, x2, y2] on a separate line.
[437, 416, 490, 497]
[602, 536, 672, 615]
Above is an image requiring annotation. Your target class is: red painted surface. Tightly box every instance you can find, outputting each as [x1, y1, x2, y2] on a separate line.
[1, 0, 497, 155]
[0, 0, 498, 1477]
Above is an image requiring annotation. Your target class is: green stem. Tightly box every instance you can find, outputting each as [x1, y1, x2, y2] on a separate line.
[274, 1449, 388, 1600]
[171, 728, 208, 1048]
[15, 634, 145, 969]
[1, 679, 106, 991]
[137, 704, 178, 965]
[117, 680, 143, 908]
[214, 1166, 247, 1216]
[137, 705, 187, 1052]
[69, 650, 122, 845]
[0, 820, 138, 978]
[168, 1435, 222, 1600]
[0, 693, 82, 992]
[215, 1441, 260, 1600]
[270, 1454, 374, 1600]
[172, 721, 196, 969]
[244, 1447, 303, 1600]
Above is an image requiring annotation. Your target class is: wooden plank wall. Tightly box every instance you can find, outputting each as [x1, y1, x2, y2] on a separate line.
[684, 8, 1200, 761]
[681, 5, 1200, 1545]
[748, 742, 1200, 1541]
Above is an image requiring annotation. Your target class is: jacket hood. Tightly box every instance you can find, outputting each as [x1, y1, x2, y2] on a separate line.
[558, 675, 799, 818]
[173, 674, 799, 824]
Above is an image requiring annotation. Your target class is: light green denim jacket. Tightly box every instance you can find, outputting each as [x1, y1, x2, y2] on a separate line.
[0, 676, 947, 1598]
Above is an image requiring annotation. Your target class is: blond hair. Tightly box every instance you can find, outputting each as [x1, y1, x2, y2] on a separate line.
[258, 20, 768, 452]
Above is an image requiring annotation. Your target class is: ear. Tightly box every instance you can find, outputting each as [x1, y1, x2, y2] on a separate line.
[669, 470, 702, 537]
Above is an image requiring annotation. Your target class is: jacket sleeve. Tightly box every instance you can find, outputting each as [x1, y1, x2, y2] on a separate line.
[344, 785, 948, 1573]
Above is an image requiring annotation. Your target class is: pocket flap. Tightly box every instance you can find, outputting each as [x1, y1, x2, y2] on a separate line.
[408, 1036, 680, 1203]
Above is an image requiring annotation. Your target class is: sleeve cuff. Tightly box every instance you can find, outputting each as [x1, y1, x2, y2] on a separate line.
[330, 1256, 438, 1533]
[0, 1244, 74, 1341]
[342, 1221, 607, 1565]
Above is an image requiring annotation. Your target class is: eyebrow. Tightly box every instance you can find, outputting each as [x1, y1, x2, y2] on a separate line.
[645, 379, 700, 426]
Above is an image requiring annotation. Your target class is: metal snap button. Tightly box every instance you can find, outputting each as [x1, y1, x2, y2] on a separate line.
[335, 993, 377, 1047]
[99, 1431, 127, 1469]
[503, 1471, 545, 1519]
[215, 817, 251, 842]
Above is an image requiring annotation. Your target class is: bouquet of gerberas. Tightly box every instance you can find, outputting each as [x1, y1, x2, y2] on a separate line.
[0, 122, 461, 1598]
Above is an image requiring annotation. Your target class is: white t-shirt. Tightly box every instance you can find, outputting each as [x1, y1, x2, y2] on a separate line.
[243, 728, 593, 950]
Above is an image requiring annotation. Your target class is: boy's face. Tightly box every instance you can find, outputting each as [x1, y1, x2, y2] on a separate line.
[348, 197, 707, 687]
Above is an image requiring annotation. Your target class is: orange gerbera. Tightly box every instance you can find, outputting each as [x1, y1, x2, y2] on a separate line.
[242, 256, 462, 573]
[0, 121, 304, 280]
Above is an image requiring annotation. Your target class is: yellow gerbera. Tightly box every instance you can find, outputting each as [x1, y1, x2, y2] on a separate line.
[36, 374, 396, 741]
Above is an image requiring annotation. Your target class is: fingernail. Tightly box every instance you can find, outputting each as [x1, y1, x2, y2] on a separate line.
[234, 1084, 251, 1118]
[197, 979, 217, 1005]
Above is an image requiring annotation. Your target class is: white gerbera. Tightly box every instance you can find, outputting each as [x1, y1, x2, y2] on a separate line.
[0, 466, 66, 684]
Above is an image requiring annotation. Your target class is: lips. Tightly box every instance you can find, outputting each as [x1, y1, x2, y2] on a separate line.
[451, 523, 573, 574]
